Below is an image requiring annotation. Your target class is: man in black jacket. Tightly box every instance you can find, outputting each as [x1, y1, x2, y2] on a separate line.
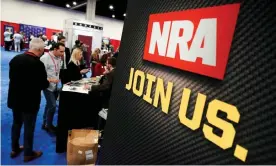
[85, 57, 116, 131]
[57, 35, 71, 84]
[86, 57, 116, 108]
[7, 38, 58, 162]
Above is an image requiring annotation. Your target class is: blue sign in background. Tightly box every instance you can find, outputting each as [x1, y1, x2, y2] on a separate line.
[19, 24, 46, 38]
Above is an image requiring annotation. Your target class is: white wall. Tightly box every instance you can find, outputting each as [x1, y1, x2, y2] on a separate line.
[1, 0, 124, 40]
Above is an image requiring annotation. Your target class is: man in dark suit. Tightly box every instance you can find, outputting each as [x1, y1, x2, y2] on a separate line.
[8, 38, 58, 162]
[92, 57, 116, 91]
[86, 57, 116, 107]
[85, 57, 116, 130]
[57, 35, 71, 84]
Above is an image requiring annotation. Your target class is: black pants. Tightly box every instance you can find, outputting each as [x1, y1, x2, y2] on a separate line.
[60, 69, 66, 85]
[20, 40, 24, 50]
[11, 110, 38, 156]
[4, 41, 11, 51]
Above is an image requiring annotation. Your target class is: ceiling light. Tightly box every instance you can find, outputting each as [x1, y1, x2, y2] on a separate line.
[66, 4, 71, 8]
[112, 15, 115, 18]
[73, 1, 77, 5]
[39, 0, 43, 2]
[123, 13, 126, 17]
[109, 5, 114, 10]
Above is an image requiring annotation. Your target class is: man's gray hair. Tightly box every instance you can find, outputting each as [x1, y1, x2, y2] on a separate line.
[29, 38, 44, 50]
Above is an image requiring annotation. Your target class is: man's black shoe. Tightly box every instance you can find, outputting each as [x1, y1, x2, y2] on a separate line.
[41, 124, 47, 130]
[43, 125, 57, 134]
[47, 125, 57, 133]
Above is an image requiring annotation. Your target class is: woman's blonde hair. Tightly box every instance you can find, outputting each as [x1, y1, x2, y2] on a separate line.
[91, 48, 101, 58]
[70, 48, 82, 65]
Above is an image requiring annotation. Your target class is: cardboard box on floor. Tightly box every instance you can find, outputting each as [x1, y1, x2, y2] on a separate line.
[67, 129, 100, 165]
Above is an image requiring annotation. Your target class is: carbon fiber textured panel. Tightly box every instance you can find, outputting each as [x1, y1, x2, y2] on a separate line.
[99, 0, 276, 164]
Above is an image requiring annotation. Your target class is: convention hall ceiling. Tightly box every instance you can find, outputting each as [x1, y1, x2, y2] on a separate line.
[29, 0, 128, 21]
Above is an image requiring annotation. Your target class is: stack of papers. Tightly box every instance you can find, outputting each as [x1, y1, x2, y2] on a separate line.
[62, 78, 98, 94]
[62, 84, 89, 94]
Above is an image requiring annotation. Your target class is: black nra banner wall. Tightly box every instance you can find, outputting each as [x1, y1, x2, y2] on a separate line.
[99, 0, 276, 164]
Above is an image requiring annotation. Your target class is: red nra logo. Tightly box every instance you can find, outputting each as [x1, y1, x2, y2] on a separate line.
[143, 4, 240, 80]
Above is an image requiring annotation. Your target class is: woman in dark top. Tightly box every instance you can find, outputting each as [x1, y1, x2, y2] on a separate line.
[64, 48, 89, 83]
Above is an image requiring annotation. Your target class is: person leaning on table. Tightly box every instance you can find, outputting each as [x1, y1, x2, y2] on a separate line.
[7, 38, 59, 162]
[64, 48, 89, 84]
[85, 57, 116, 107]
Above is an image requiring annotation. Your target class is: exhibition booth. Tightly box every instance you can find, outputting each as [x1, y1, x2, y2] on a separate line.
[1, 21, 61, 49]
[1, 21, 120, 52]
[63, 19, 103, 54]
[97, 0, 275, 165]
[1, 0, 275, 165]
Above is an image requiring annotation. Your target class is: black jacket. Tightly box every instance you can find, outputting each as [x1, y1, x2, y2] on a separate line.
[8, 52, 49, 112]
[65, 47, 71, 67]
[92, 68, 115, 107]
[60, 47, 71, 84]
[92, 69, 115, 92]
[47, 40, 56, 46]
[64, 62, 82, 83]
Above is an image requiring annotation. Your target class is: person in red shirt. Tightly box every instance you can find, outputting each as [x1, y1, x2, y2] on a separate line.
[93, 53, 109, 77]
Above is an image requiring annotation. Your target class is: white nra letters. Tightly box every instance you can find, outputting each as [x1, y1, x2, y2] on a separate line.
[149, 19, 217, 66]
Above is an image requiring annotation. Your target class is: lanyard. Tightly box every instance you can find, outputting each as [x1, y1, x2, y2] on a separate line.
[49, 52, 59, 76]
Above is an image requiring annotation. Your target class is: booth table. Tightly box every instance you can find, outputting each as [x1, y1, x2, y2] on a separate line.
[56, 79, 102, 153]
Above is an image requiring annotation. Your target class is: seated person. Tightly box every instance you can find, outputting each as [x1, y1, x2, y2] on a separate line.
[94, 54, 108, 77]
[64, 48, 89, 83]
[85, 57, 116, 108]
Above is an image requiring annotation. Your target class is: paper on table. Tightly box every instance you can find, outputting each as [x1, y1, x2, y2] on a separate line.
[62, 84, 89, 94]
[78, 78, 96, 84]
[98, 109, 108, 120]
